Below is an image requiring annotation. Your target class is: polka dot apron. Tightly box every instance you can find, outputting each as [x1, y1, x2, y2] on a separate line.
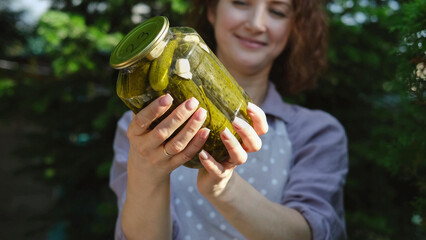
[170, 117, 292, 240]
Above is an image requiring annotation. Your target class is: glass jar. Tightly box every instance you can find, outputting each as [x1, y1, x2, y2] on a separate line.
[110, 16, 252, 168]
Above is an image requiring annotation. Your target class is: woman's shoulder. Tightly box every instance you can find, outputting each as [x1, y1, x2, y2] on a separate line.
[263, 82, 342, 131]
[263, 83, 345, 141]
[284, 103, 347, 147]
[288, 104, 343, 129]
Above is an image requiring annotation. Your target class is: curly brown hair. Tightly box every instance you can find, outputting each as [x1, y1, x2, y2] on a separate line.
[185, 0, 328, 95]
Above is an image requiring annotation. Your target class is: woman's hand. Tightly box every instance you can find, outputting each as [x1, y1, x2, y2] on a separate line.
[197, 102, 268, 200]
[127, 94, 210, 182]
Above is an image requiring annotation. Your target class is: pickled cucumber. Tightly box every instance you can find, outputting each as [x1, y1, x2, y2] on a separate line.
[117, 60, 152, 113]
[171, 28, 252, 125]
[149, 38, 179, 91]
[167, 75, 236, 168]
[196, 51, 252, 124]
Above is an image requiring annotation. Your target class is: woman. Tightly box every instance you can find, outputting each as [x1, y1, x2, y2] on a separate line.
[110, 0, 348, 239]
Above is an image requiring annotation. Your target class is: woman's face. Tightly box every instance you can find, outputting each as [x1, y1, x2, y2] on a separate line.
[208, 0, 293, 75]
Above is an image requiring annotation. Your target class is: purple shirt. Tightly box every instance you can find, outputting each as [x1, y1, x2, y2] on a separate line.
[109, 82, 348, 240]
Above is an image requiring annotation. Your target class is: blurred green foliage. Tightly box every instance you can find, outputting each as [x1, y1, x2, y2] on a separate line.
[0, 0, 424, 239]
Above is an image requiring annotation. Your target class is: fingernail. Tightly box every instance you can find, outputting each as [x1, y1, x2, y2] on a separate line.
[247, 102, 256, 118]
[195, 108, 207, 121]
[159, 94, 173, 106]
[247, 102, 256, 110]
[199, 149, 208, 160]
[186, 97, 199, 110]
[232, 117, 246, 130]
[222, 127, 233, 140]
[200, 127, 210, 139]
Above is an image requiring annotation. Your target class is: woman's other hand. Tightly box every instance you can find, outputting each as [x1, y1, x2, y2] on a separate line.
[197, 102, 268, 200]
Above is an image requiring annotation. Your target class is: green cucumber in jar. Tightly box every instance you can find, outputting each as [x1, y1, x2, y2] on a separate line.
[167, 75, 236, 168]
[117, 59, 152, 113]
[173, 30, 253, 125]
[149, 38, 179, 91]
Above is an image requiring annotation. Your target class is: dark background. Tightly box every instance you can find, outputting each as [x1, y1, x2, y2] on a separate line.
[0, 0, 424, 239]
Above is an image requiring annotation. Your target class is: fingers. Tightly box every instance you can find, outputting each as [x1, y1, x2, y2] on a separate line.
[127, 95, 212, 174]
[168, 128, 210, 169]
[147, 97, 200, 147]
[127, 97, 266, 174]
[199, 150, 225, 176]
[220, 127, 248, 165]
[128, 94, 174, 136]
[232, 117, 262, 153]
[198, 149, 237, 185]
[164, 107, 207, 155]
[247, 102, 268, 135]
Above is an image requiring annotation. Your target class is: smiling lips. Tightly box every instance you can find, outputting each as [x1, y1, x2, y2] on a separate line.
[235, 35, 267, 49]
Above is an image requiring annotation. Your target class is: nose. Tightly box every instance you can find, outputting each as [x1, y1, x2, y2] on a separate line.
[246, 5, 267, 33]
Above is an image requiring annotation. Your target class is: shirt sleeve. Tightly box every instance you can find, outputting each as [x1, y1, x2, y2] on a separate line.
[109, 111, 133, 240]
[282, 107, 348, 240]
[109, 111, 182, 240]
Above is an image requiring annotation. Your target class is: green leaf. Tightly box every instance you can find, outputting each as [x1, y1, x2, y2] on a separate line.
[69, 14, 87, 38]
[96, 161, 112, 177]
[0, 78, 15, 97]
[44, 168, 56, 179]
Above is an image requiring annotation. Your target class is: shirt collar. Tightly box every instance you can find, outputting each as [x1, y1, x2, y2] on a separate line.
[260, 82, 294, 123]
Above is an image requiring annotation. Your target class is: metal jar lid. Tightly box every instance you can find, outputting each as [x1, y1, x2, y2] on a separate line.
[110, 16, 170, 69]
